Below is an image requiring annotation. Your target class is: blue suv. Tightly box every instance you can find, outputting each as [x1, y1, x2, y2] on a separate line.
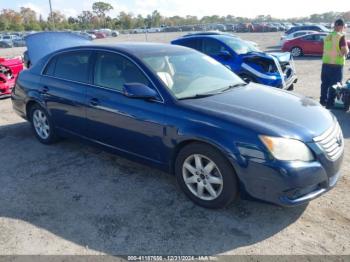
[171, 33, 298, 90]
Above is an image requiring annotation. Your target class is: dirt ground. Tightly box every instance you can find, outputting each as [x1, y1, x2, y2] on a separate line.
[0, 32, 349, 256]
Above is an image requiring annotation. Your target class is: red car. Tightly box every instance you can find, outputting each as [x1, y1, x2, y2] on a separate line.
[93, 32, 107, 39]
[282, 32, 350, 57]
[0, 57, 23, 98]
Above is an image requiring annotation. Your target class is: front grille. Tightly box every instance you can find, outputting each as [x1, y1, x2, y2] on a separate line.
[313, 121, 344, 161]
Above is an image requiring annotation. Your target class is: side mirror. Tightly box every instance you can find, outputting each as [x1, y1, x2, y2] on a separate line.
[219, 50, 232, 60]
[123, 83, 159, 100]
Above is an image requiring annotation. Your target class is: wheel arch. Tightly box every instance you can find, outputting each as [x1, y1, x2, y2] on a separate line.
[25, 99, 45, 121]
[169, 138, 239, 176]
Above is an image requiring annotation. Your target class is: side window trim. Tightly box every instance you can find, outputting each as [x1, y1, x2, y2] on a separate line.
[43, 56, 57, 76]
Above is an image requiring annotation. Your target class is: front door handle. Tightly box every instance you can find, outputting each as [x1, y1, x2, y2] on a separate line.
[90, 98, 100, 107]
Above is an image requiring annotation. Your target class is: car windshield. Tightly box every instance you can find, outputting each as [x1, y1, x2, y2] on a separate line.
[140, 51, 245, 99]
[219, 37, 259, 55]
[318, 25, 330, 32]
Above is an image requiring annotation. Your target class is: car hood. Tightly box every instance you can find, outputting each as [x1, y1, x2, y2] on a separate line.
[180, 83, 334, 142]
[243, 51, 292, 63]
[25, 32, 91, 66]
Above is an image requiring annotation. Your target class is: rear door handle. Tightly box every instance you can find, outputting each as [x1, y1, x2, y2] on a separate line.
[89, 98, 100, 106]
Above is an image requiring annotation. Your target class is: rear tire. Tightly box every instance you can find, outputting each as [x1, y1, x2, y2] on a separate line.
[175, 143, 239, 209]
[29, 104, 58, 144]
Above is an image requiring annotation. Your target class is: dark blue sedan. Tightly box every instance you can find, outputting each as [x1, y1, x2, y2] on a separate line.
[12, 32, 344, 209]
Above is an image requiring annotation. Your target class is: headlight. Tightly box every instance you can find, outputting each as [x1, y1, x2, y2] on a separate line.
[259, 135, 314, 161]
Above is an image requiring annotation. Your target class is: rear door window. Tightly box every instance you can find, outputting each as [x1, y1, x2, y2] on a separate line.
[303, 35, 314, 41]
[53, 51, 92, 83]
[294, 32, 306, 37]
[315, 34, 326, 42]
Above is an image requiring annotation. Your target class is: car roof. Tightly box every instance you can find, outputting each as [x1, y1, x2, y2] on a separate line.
[51, 42, 193, 58]
[176, 33, 240, 42]
[291, 32, 328, 40]
[100, 42, 186, 53]
[27, 32, 193, 65]
[182, 31, 237, 37]
[290, 30, 318, 34]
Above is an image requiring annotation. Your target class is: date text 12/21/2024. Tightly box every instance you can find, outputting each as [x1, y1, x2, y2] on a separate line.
[127, 256, 217, 261]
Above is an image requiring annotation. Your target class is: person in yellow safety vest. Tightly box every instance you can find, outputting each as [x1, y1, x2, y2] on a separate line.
[320, 19, 349, 108]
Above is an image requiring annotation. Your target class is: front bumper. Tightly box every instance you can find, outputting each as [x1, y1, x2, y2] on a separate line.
[231, 143, 343, 207]
[279, 170, 340, 205]
[281, 74, 298, 90]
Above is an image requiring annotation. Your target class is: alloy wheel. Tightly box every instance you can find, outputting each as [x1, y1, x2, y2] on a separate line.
[291, 47, 302, 57]
[32, 109, 50, 140]
[182, 154, 223, 201]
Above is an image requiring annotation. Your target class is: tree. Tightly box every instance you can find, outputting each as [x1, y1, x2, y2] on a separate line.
[20, 7, 37, 25]
[134, 14, 145, 28]
[1, 9, 23, 31]
[151, 10, 161, 27]
[0, 16, 9, 31]
[92, 1, 113, 27]
[47, 10, 66, 24]
[118, 12, 134, 29]
[78, 10, 94, 29]
[68, 16, 78, 24]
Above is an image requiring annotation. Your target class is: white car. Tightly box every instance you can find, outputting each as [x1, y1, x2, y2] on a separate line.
[279, 30, 318, 46]
[146, 28, 161, 33]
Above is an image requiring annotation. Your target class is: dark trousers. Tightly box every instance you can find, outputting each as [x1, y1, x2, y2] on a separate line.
[320, 63, 343, 106]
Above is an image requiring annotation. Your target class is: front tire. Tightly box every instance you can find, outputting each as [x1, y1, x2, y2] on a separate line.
[30, 104, 58, 144]
[175, 143, 239, 209]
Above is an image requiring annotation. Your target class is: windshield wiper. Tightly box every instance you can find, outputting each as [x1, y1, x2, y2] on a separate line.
[219, 83, 247, 92]
[178, 93, 217, 100]
[178, 83, 247, 100]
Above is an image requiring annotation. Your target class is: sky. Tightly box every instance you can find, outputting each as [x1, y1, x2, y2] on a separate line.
[3, 0, 349, 19]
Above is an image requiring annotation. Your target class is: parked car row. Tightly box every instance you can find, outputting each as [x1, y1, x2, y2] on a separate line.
[0, 28, 121, 49]
[128, 22, 330, 34]
[71, 29, 120, 40]
[0, 34, 26, 48]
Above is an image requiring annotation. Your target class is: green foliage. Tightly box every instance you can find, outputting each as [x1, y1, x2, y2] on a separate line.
[0, 3, 349, 33]
[92, 1, 113, 17]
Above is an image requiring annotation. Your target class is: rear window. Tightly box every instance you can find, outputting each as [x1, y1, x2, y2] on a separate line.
[294, 32, 307, 37]
[51, 51, 91, 83]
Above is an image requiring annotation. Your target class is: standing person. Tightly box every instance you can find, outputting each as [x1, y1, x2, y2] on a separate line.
[320, 19, 349, 108]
